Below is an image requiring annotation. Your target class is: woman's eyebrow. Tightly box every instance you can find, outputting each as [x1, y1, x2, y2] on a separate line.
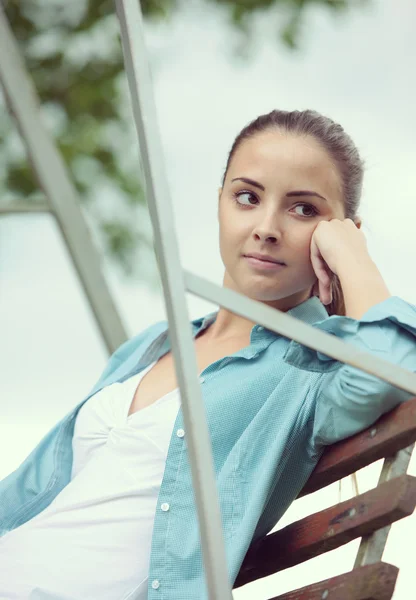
[287, 190, 328, 202]
[231, 177, 264, 190]
[231, 177, 327, 202]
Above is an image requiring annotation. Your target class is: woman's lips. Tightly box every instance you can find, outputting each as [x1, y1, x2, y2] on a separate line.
[244, 256, 287, 270]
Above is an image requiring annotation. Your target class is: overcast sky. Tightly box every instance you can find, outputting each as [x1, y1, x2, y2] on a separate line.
[1, 0, 415, 597]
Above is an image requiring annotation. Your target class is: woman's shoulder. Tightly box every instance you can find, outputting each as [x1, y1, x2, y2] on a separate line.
[94, 319, 168, 388]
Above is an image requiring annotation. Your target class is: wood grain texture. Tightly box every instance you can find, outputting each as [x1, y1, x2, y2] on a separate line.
[265, 562, 398, 600]
[234, 474, 416, 588]
[300, 396, 416, 497]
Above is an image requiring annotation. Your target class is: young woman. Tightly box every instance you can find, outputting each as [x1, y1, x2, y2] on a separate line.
[0, 109, 415, 600]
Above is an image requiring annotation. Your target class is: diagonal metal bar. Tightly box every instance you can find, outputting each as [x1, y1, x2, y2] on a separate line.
[184, 271, 416, 395]
[114, 0, 233, 597]
[0, 5, 128, 355]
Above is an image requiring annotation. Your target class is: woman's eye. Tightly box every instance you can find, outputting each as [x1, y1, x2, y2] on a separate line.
[293, 204, 318, 217]
[234, 191, 258, 205]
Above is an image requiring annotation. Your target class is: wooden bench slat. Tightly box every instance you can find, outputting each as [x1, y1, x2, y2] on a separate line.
[234, 474, 416, 588]
[300, 396, 416, 497]
[265, 562, 398, 600]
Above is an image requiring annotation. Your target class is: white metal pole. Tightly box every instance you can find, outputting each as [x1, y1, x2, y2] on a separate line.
[114, 1, 233, 597]
[0, 5, 128, 355]
[185, 272, 416, 395]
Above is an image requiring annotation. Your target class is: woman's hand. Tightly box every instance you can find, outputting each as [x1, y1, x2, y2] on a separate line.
[310, 218, 370, 306]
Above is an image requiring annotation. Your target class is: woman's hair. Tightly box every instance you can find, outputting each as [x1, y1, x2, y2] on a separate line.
[221, 109, 365, 316]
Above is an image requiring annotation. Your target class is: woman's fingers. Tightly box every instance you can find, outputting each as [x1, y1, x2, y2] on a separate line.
[310, 232, 333, 305]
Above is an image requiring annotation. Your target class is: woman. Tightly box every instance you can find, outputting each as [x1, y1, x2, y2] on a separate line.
[0, 109, 415, 600]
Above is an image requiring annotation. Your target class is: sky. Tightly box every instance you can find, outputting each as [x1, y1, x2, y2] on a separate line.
[1, 0, 416, 597]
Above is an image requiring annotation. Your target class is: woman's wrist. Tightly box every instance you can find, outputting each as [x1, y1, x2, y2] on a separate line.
[337, 257, 392, 320]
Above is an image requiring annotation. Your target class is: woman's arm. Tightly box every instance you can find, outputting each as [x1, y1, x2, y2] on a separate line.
[338, 256, 391, 320]
[311, 296, 416, 446]
[305, 217, 416, 445]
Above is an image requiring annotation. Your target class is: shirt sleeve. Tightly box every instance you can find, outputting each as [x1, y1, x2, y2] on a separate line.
[287, 296, 416, 446]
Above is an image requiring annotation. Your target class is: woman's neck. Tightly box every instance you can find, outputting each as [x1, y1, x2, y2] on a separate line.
[203, 308, 256, 342]
[201, 272, 315, 342]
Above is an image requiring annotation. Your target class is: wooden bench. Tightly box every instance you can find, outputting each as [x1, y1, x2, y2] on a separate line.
[233, 396, 416, 599]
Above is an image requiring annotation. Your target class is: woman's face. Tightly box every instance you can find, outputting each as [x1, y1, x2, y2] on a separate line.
[218, 130, 346, 311]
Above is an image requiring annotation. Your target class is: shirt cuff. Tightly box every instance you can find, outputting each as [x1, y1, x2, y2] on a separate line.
[282, 296, 416, 372]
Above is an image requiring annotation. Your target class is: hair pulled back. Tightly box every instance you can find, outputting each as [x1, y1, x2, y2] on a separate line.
[221, 109, 365, 316]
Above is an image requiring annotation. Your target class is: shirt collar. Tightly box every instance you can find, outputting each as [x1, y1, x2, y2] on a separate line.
[286, 295, 329, 325]
[191, 311, 218, 336]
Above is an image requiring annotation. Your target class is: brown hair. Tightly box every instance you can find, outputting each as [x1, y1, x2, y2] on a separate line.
[221, 109, 365, 316]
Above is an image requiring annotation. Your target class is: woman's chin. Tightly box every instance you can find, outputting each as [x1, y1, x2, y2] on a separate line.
[222, 272, 312, 305]
[234, 282, 313, 307]
[239, 285, 286, 303]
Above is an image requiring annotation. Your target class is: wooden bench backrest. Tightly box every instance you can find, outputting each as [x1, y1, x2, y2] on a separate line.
[234, 396, 416, 599]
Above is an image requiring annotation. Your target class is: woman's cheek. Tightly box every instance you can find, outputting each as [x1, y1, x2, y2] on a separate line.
[290, 230, 314, 258]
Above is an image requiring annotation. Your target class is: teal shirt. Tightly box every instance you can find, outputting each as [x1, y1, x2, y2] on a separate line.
[1, 295, 415, 599]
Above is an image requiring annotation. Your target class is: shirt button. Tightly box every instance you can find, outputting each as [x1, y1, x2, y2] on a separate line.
[161, 502, 170, 511]
[177, 428, 185, 438]
[199, 376, 205, 384]
[257, 326, 264, 331]
[151, 580, 160, 589]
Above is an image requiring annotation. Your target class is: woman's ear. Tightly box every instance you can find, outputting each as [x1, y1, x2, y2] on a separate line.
[217, 187, 222, 218]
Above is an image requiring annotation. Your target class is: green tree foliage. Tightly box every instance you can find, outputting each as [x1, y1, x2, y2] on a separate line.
[1, 0, 363, 278]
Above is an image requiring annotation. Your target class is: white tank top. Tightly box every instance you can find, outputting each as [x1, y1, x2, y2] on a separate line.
[0, 361, 182, 600]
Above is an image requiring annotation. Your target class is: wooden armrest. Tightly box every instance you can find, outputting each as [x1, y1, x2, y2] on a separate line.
[234, 474, 416, 588]
[266, 562, 398, 600]
[300, 396, 416, 496]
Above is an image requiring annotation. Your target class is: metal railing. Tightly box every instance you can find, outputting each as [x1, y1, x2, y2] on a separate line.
[114, 0, 416, 596]
[0, 4, 128, 355]
[1, 1, 416, 596]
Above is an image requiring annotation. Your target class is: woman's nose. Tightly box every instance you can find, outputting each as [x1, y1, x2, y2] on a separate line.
[253, 231, 278, 243]
[252, 222, 281, 244]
